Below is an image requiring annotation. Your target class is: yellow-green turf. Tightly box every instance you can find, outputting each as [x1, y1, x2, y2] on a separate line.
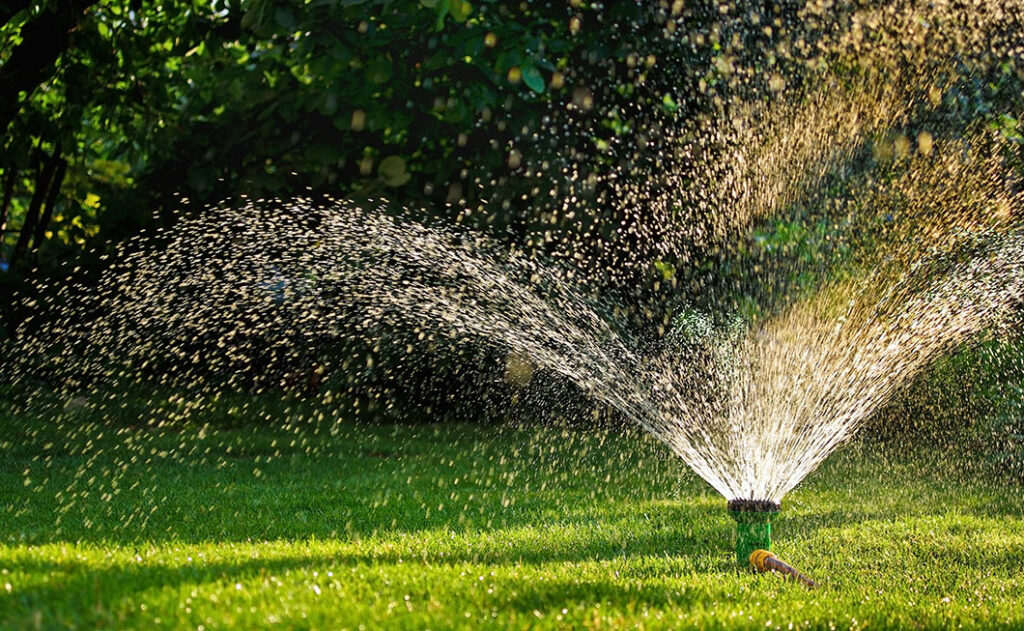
[0, 398, 1022, 629]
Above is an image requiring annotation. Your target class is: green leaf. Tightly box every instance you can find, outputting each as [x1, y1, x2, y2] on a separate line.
[653, 261, 675, 281]
[449, 0, 473, 22]
[434, 0, 449, 29]
[378, 156, 411, 187]
[274, 7, 297, 31]
[662, 93, 679, 113]
[367, 58, 394, 84]
[521, 64, 545, 94]
[321, 92, 338, 115]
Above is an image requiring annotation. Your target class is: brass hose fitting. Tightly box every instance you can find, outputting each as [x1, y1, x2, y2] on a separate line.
[749, 549, 817, 588]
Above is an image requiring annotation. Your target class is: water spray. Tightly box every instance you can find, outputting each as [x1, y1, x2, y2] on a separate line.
[727, 499, 779, 565]
[749, 549, 817, 588]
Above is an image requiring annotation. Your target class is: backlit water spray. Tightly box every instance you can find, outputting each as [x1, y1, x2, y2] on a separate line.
[6, 0, 1024, 572]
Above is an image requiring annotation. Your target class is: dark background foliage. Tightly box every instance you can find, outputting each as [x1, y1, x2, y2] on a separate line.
[1, 0, 665, 305]
[1, 0, 702, 421]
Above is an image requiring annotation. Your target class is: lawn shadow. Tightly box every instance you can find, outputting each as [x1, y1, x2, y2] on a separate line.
[0, 519, 730, 626]
[5, 527, 1022, 627]
[8, 451, 1021, 549]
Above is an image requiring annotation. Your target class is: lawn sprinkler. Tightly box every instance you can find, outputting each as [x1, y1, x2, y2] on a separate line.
[749, 549, 817, 588]
[727, 499, 779, 565]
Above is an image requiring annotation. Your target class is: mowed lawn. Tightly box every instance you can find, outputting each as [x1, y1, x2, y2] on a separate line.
[1, 396, 1022, 630]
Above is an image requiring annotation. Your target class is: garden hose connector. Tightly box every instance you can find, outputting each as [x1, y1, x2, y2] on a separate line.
[750, 549, 817, 588]
[727, 499, 780, 565]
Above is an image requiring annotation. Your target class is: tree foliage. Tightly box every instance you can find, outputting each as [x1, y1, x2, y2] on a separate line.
[1, 0, 682, 338]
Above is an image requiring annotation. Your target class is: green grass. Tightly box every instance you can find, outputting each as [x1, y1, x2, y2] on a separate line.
[1, 395, 1023, 630]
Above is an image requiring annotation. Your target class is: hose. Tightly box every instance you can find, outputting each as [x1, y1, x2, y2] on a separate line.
[749, 549, 817, 588]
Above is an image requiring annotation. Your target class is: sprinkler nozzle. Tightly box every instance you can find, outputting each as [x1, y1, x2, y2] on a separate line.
[727, 499, 779, 565]
[749, 549, 817, 588]
[727, 499, 781, 513]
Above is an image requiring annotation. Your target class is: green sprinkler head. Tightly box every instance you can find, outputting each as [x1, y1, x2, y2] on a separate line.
[727, 498, 780, 566]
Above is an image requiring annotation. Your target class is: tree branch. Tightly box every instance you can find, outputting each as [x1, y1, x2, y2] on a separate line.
[32, 156, 68, 259]
[0, 0, 31, 27]
[0, 0, 99, 134]
[0, 166, 16, 250]
[10, 150, 59, 267]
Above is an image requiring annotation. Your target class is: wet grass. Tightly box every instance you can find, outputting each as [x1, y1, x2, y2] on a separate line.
[0, 395, 1022, 629]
